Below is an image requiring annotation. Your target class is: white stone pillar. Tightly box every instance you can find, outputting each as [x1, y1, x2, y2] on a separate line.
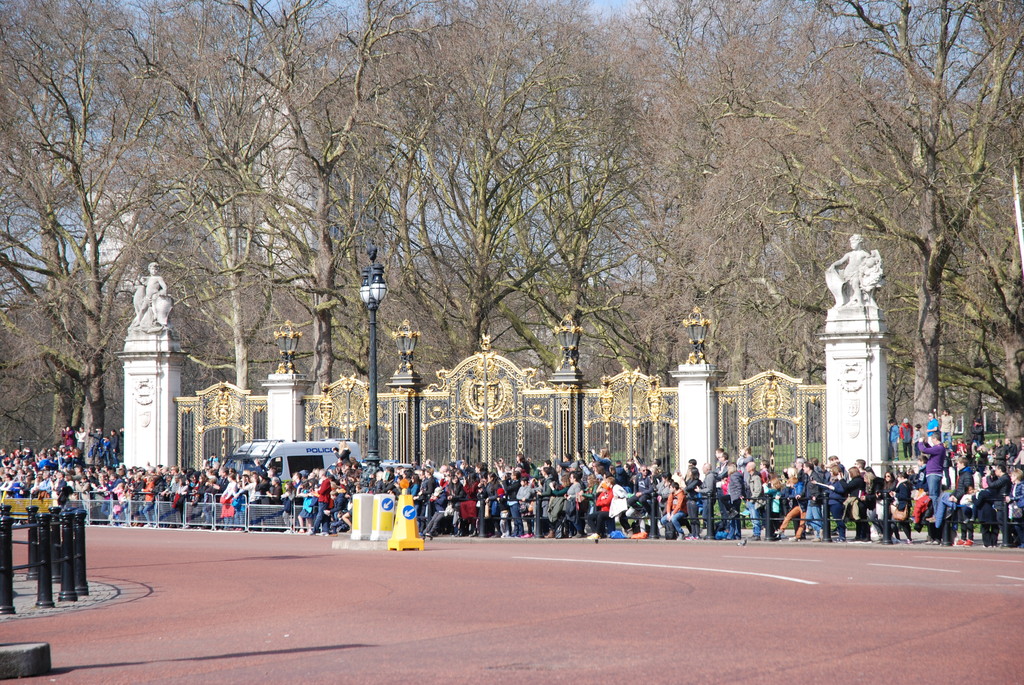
[119, 331, 184, 469]
[263, 374, 313, 441]
[821, 306, 889, 472]
[671, 364, 722, 469]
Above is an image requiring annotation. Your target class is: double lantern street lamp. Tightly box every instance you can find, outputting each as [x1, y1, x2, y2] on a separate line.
[360, 244, 388, 473]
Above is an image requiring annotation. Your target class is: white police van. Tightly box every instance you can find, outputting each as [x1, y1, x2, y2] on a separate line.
[224, 439, 360, 481]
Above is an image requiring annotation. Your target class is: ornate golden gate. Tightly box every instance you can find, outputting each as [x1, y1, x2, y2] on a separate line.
[304, 375, 369, 442]
[419, 336, 554, 466]
[583, 369, 679, 471]
[175, 382, 267, 469]
[297, 334, 680, 470]
[715, 370, 825, 472]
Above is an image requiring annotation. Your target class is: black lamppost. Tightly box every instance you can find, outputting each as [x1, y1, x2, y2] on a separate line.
[359, 244, 387, 472]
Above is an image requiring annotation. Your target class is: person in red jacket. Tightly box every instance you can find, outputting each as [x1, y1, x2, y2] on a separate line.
[659, 480, 687, 538]
[586, 477, 615, 540]
[310, 469, 333, 536]
[899, 419, 914, 459]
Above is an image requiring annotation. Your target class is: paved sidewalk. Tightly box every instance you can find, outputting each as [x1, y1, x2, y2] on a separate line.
[0, 576, 118, 621]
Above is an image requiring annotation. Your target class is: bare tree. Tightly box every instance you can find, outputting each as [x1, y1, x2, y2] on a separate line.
[0, 0, 165, 433]
[785, 1, 1024, 424]
[134, 1, 283, 388]
[218, 0, 431, 389]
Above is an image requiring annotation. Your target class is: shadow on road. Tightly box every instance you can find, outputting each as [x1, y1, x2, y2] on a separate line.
[48, 643, 375, 674]
[88, 553, 338, 572]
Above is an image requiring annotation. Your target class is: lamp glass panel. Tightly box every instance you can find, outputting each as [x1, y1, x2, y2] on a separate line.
[359, 267, 371, 305]
[370, 279, 387, 303]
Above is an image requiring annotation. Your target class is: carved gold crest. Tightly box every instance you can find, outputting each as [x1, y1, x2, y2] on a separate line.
[750, 376, 791, 418]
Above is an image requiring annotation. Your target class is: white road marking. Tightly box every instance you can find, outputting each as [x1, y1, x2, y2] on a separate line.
[915, 555, 1022, 564]
[995, 575, 1024, 582]
[868, 563, 960, 573]
[513, 556, 818, 585]
[722, 556, 822, 562]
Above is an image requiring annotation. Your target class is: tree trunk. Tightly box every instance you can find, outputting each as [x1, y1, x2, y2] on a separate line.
[966, 389, 982, 435]
[912, 174, 944, 427]
[229, 271, 249, 389]
[51, 392, 70, 440]
[1002, 337, 1024, 439]
[912, 273, 941, 427]
[82, 373, 106, 434]
[311, 183, 335, 391]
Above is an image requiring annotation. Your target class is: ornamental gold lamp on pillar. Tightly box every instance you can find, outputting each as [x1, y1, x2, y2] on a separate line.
[388, 320, 422, 466]
[274, 320, 302, 373]
[551, 314, 584, 384]
[389, 320, 422, 388]
[683, 306, 711, 364]
[551, 314, 584, 459]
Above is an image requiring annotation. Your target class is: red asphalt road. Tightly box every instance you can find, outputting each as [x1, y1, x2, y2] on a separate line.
[2, 529, 1021, 684]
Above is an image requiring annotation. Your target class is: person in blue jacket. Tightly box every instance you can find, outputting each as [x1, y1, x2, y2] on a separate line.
[888, 420, 900, 461]
[817, 464, 848, 542]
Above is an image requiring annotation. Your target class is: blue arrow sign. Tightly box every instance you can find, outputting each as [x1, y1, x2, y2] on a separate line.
[381, 498, 394, 512]
[402, 505, 416, 520]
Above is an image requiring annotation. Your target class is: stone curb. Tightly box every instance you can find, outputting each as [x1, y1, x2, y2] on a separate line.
[331, 539, 389, 551]
[0, 642, 50, 679]
[334, 535, 1023, 552]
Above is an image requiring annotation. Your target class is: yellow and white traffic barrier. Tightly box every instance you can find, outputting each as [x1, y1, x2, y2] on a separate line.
[350, 493, 374, 540]
[368, 494, 396, 541]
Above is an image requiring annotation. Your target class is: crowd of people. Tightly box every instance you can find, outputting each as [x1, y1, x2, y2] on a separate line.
[2, 427, 1024, 548]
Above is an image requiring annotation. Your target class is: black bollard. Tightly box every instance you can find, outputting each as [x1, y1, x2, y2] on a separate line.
[941, 504, 954, 547]
[476, 490, 485, 538]
[74, 511, 89, 596]
[49, 507, 62, 581]
[705, 495, 715, 540]
[650, 497, 660, 539]
[999, 503, 1011, 548]
[533, 495, 542, 538]
[881, 490, 893, 545]
[0, 514, 14, 615]
[26, 505, 39, 581]
[59, 512, 77, 602]
[36, 512, 54, 609]
[763, 495, 773, 541]
[822, 497, 833, 543]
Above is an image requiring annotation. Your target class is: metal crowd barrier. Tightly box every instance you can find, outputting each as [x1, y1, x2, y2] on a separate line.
[3, 488, 1015, 546]
[16, 492, 305, 534]
[0, 494, 57, 518]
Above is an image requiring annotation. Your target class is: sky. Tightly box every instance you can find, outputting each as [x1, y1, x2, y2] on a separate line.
[590, 0, 633, 14]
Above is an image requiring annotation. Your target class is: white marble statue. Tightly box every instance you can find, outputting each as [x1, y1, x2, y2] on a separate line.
[129, 262, 174, 334]
[825, 234, 883, 309]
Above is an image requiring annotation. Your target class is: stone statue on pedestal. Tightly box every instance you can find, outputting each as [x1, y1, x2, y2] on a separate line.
[825, 234, 884, 309]
[821, 233, 889, 472]
[129, 262, 174, 334]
